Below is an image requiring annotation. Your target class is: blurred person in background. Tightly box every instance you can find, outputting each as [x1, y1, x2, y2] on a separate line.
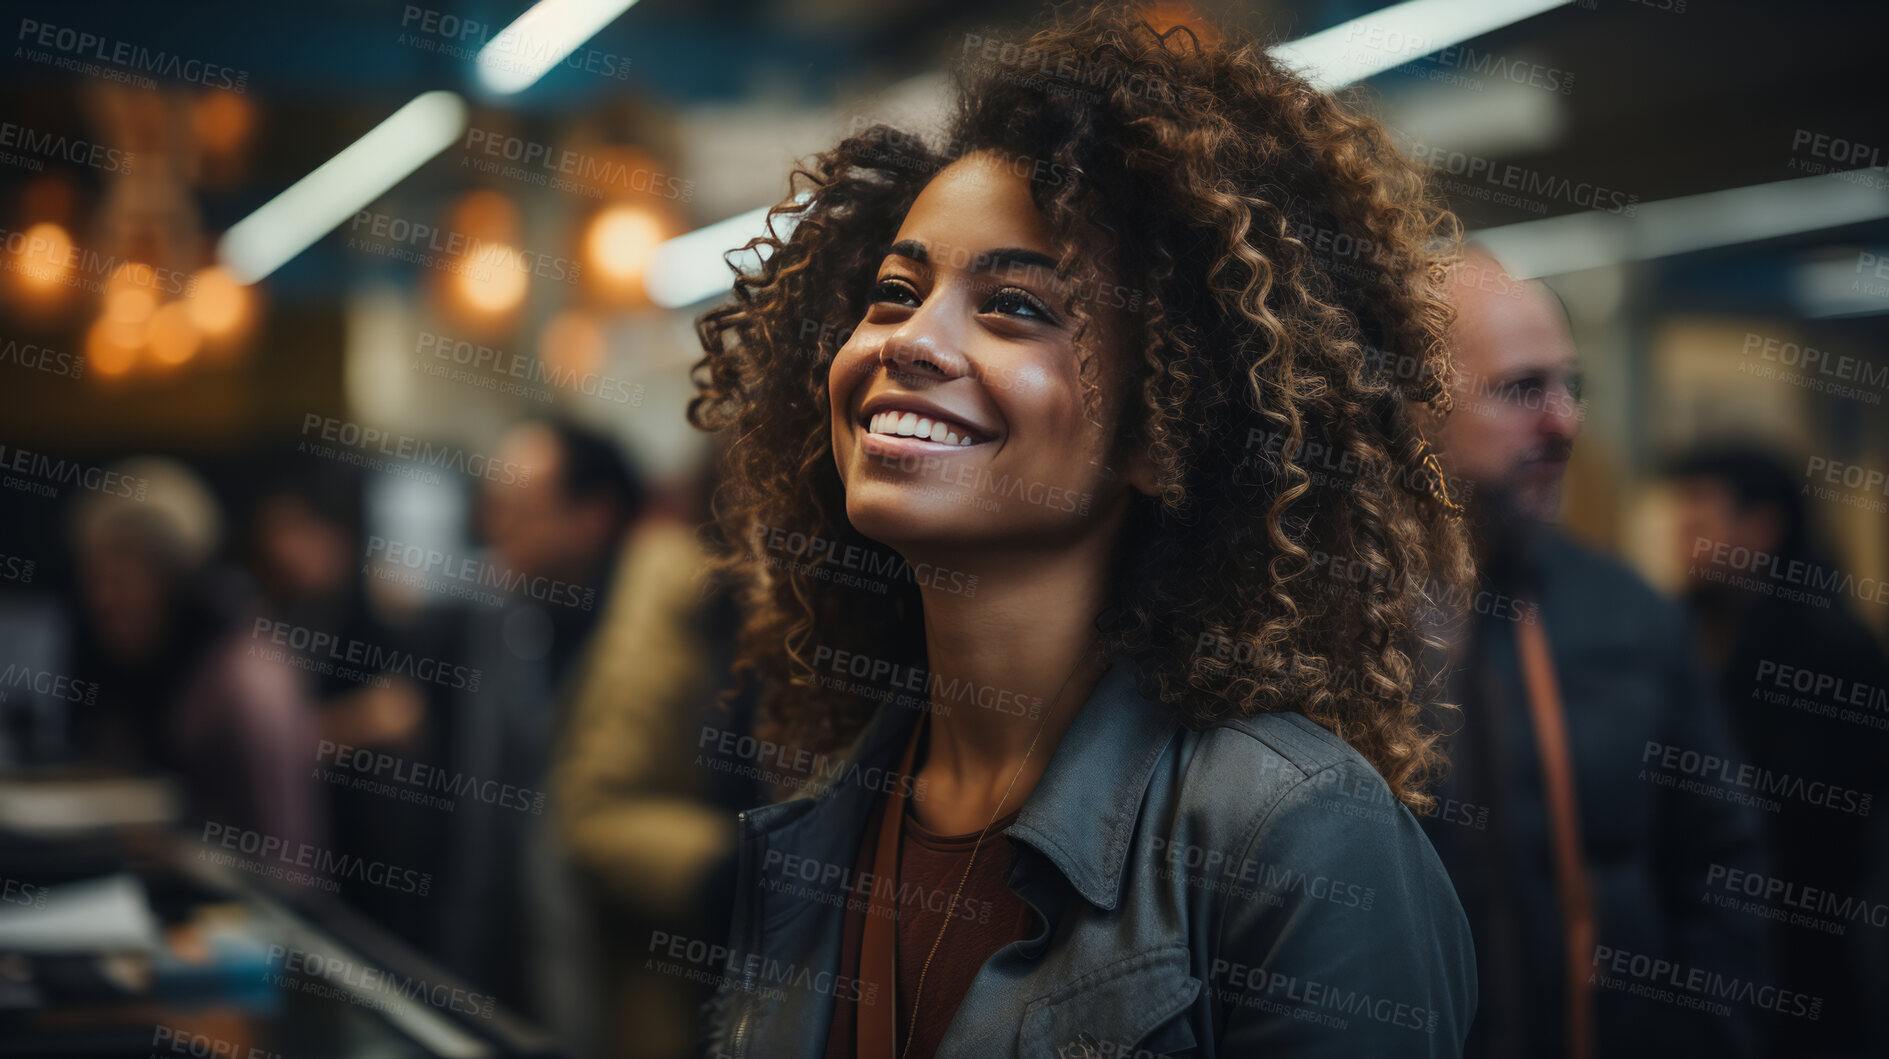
[432, 416, 644, 1057]
[1665, 444, 1889, 1058]
[1423, 248, 1769, 1059]
[68, 456, 320, 852]
[551, 449, 761, 1059]
[250, 460, 429, 752]
[246, 458, 442, 948]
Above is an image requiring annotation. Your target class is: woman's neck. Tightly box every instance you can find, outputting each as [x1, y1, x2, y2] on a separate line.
[906, 531, 1117, 832]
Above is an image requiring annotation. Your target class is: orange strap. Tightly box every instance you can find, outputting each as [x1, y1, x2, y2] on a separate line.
[1515, 611, 1595, 1059]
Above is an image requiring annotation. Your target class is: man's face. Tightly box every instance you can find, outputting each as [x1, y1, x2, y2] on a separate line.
[1434, 261, 1584, 525]
[479, 425, 615, 581]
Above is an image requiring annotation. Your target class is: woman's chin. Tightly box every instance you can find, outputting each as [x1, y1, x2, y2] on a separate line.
[845, 488, 987, 551]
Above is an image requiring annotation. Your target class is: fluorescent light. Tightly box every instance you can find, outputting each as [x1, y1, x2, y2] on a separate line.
[476, 0, 640, 95]
[218, 91, 467, 285]
[1270, 0, 1574, 92]
[1382, 76, 1567, 159]
[646, 200, 804, 309]
[1474, 171, 1889, 279]
[1792, 248, 1889, 318]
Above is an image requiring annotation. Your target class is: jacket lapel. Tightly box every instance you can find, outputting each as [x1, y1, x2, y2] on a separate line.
[1003, 655, 1183, 911]
[731, 700, 925, 1058]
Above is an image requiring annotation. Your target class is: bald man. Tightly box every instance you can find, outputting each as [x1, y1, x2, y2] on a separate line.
[1432, 252, 1582, 528]
[1420, 250, 1770, 1059]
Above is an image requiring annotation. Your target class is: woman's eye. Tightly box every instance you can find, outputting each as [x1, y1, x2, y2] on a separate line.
[871, 277, 919, 307]
[984, 287, 1055, 322]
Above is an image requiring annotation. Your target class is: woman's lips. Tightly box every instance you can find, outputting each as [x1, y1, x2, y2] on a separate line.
[860, 431, 980, 460]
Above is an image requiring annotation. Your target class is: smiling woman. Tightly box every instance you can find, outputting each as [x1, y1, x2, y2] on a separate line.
[688, 4, 1478, 1057]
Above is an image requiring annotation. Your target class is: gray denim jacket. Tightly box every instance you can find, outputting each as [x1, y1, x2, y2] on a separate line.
[704, 655, 1476, 1057]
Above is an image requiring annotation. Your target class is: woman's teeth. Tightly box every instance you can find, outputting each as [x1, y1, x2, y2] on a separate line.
[868, 411, 975, 446]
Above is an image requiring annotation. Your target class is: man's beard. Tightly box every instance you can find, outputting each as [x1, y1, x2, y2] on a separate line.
[1467, 441, 1573, 566]
[1500, 438, 1574, 522]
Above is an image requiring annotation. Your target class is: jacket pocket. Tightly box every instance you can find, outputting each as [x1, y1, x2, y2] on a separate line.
[1020, 945, 1201, 1058]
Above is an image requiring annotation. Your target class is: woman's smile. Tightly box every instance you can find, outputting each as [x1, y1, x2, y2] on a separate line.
[854, 391, 1001, 463]
[865, 410, 979, 447]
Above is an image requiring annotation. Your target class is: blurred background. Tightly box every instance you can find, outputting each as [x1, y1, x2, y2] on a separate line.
[0, 0, 1883, 1056]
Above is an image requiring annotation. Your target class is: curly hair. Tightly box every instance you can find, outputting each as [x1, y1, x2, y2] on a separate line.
[688, 3, 1474, 811]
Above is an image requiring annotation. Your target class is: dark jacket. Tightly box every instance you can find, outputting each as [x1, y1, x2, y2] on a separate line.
[1422, 528, 1771, 1059]
[706, 654, 1476, 1058]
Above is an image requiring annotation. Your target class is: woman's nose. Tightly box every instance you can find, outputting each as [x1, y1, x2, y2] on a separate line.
[880, 304, 970, 383]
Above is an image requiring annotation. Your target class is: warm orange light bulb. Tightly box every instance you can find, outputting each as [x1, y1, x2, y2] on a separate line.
[586, 206, 663, 285]
[455, 243, 529, 315]
[147, 301, 201, 365]
[13, 222, 75, 293]
[86, 316, 142, 377]
[187, 265, 249, 336]
[106, 284, 158, 324]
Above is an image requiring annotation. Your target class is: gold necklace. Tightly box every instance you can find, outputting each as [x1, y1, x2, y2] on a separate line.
[898, 636, 1100, 1059]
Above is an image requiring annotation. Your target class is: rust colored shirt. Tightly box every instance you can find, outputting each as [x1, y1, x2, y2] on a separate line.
[824, 798, 1033, 1059]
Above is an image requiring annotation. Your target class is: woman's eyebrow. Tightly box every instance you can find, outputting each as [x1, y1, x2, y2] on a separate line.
[882, 240, 1061, 277]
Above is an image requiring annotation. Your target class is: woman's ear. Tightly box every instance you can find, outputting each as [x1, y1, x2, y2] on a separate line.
[1122, 442, 1160, 498]
[1103, 427, 1160, 498]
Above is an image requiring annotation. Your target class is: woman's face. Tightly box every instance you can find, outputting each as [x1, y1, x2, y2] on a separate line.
[828, 150, 1148, 556]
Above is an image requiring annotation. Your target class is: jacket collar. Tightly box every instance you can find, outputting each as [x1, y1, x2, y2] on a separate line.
[1005, 654, 1182, 912]
[745, 653, 1181, 913]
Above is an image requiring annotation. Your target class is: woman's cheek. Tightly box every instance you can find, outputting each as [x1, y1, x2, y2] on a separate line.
[829, 339, 876, 392]
[826, 348, 866, 423]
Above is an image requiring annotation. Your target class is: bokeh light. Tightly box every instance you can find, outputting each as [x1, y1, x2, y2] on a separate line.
[84, 315, 143, 378]
[146, 301, 202, 366]
[585, 205, 663, 290]
[538, 309, 606, 380]
[10, 222, 76, 297]
[186, 265, 251, 338]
